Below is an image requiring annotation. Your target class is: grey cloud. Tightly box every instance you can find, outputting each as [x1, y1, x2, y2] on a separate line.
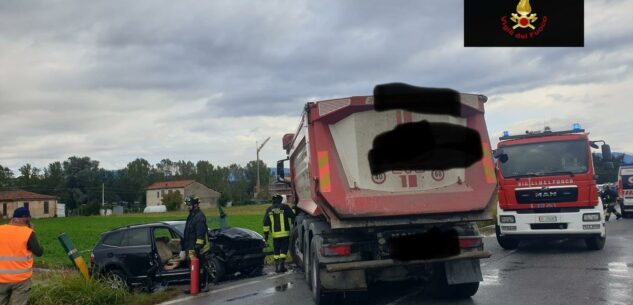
[1, 0, 632, 171]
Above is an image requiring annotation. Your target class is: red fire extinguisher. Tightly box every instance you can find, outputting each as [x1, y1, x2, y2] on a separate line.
[190, 255, 199, 295]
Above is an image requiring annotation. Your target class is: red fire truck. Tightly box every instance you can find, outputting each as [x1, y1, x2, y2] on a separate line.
[277, 88, 497, 304]
[494, 124, 611, 251]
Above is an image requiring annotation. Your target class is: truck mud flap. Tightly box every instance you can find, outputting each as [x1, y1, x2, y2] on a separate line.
[320, 269, 368, 290]
[325, 250, 491, 273]
[445, 259, 482, 284]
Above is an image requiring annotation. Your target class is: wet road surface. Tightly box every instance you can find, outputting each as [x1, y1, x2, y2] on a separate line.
[160, 218, 633, 305]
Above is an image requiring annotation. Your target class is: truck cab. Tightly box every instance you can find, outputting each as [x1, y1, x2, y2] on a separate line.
[494, 125, 609, 250]
[618, 164, 633, 217]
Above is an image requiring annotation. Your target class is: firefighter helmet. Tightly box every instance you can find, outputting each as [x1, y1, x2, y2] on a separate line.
[185, 196, 200, 205]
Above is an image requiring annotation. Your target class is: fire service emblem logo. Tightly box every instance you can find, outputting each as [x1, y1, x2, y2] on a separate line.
[501, 0, 547, 40]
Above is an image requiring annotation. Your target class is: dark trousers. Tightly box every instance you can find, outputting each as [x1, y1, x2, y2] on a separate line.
[198, 253, 209, 287]
[273, 237, 290, 260]
[605, 204, 621, 220]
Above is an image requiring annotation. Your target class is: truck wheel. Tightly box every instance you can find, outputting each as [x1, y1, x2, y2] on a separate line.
[207, 258, 226, 284]
[495, 225, 520, 250]
[290, 226, 302, 271]
[310, 239, 335, 305]
[585, 234, 606, 250]
[428, 263, 479, 299]
[304, 235, 311, 284]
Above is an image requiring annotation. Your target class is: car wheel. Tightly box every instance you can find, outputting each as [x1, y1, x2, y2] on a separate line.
[207, 258, 226, 284]
[105, 269, 129, 291]
[496, 225, 520, 250]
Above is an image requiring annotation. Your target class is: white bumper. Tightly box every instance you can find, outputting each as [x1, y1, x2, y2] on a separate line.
[497, 203, 605, 238]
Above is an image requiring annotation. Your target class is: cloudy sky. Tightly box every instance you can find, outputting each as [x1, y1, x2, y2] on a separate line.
[1, 0, 631, 173]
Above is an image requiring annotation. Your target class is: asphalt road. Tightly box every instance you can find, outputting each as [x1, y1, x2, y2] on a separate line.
[160, 218, 633, 305]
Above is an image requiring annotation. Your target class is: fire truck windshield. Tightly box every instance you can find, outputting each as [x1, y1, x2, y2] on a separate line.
[499, 140, 588, 178]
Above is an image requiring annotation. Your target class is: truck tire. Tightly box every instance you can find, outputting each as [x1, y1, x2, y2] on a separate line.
[310, 239, 335, 305]
[428, 262, 479, 299]
[290, 226, 302, 271]
[304, 230, 313, 284]
[585, 234, 606, 250]
[495, 225, 520, 250]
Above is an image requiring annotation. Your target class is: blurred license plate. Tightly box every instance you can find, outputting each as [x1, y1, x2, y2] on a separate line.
[539, 215, 557, 222]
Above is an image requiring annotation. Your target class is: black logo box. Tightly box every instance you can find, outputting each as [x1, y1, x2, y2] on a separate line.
[464, 0, 584, 47]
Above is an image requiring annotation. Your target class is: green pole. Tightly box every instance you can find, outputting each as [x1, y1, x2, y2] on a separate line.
[58, 233, 90, 280]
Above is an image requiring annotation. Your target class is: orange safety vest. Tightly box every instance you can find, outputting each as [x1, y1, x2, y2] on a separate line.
[0, 225, 34, 283]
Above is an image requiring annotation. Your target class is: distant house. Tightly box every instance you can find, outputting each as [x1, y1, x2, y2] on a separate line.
[145, 180, 220, 209]
[0, 190, 58, 219]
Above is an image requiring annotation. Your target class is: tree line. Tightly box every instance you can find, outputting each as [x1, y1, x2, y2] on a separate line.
[0, 156, 271, 215]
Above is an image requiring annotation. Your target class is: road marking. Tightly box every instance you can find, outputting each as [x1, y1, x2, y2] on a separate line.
[157, 273, 290, 305]
[385, 289, 420, 305]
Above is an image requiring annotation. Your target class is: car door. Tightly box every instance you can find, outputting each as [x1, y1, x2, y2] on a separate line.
[119, 227, 153, 279]
[153, 226, 190, 282]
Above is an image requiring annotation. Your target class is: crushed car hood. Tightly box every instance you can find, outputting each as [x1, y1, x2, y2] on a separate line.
[209, 227, 264, 241]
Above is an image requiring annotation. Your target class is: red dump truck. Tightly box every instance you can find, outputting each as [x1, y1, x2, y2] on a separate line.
[276, 86, 497, 303]
[494, 125, 611, 251]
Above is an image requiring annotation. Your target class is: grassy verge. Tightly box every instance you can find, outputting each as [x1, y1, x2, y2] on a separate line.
[12, 204, 269, 267]
[28, 270, 179, 305]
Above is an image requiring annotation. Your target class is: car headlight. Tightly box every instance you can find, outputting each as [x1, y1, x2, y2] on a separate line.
[500, 215, 515, 223]
[583, 213, 600, 222]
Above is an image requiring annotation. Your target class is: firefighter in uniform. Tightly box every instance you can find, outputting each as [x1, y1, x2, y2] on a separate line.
[601, 185, 621, 221]
[263, 194, 295, 273]
[0, 207, 44, 305]
[182, 196, 211, 293]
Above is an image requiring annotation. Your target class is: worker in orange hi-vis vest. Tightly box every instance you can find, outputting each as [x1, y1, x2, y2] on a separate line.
[0, 207, 44, 305]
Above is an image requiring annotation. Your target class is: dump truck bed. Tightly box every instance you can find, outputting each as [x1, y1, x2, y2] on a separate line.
[286, 94, 496, 228]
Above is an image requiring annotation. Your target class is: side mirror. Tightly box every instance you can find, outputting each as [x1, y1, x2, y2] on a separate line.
[276, 159, 288, 183]
[601, 144, 612, 161]
[590, 142, 599, 149]
[493, 149, 509, 163]
[282, 134, 295, 151]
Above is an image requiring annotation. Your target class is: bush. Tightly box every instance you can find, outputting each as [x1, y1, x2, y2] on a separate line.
[161, 191, 184, 211]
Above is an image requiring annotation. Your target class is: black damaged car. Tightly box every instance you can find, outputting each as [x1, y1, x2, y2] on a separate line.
[90, 221, 266, 289]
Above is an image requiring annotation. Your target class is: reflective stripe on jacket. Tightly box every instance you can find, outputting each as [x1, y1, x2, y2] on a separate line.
[263, 203, 295, 239]
[0, 225, 34, 283]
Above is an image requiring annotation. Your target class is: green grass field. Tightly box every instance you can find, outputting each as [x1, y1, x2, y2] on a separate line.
[3, 204, 269, 268]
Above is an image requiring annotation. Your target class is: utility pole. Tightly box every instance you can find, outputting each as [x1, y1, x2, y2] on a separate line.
[256, 136, 271, 198]
[102, 183, 105, 207]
